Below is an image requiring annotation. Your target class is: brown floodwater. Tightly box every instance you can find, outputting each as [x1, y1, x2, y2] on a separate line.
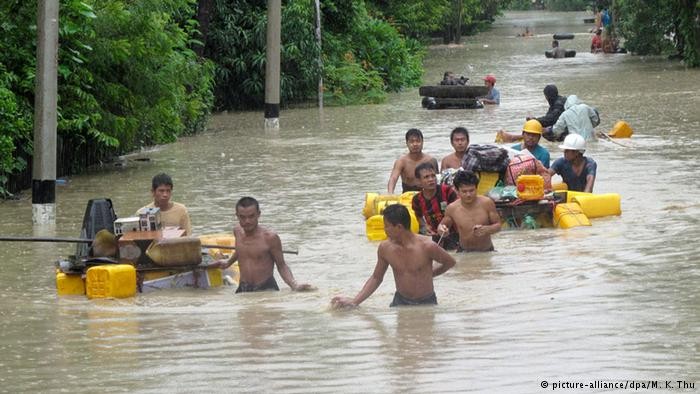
[0, 11, 698, 393]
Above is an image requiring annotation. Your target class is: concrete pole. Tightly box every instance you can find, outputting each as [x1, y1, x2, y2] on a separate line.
[32, 0, 59, 225]
[314, 0, 323, 110]
[264, 0, 281, 130]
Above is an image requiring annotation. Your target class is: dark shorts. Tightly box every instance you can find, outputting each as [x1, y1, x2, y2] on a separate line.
[390, 291, 438, 307]
[456, 245, 495, 253]
[401, 182, 422, 193]
[236, 276, 280, 293]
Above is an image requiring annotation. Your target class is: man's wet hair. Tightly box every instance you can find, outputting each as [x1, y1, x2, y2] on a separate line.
[453, 170, 480, 189]
[152, 173, 173, 190]
[383, 204, 411, 230]
[552, 40, 560, 47]
[236, 196, 260, 213]
[414, 161, 437, 179]
[405, 128, 424, 141]
[450, 127, 470, 143]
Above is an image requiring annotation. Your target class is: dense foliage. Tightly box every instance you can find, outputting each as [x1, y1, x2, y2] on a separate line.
[615, 0, 699, 66]
[0, 0, 213, 195]
[1, 0, 510, 195]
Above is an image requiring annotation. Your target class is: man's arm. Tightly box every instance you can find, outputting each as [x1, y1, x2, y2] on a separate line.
[331, 247, 390, 308]
[429, 243, 456, 277]
[387, 159, 403, 194]
[584, 174, 595, 193]
[437, 205, 455, 235]
[271, 233, 312, 291]
[181, 208, 192, 236]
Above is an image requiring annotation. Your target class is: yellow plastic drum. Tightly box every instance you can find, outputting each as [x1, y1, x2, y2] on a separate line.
[608, 121, 633, 138]
[86, 264, 137, 299]
[365, 210, 420, 241]
[362, 192, 379, 219]
[571, 193, 621, 218]
[565, 190, 591, 203]
[516, 175, 544, 201]
[554, 203, 591, 229]
[399, 191, 418, 207]
[477, 172, 500, 195]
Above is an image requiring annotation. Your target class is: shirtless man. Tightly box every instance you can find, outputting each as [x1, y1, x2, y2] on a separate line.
[440, 127, 470, 171]
[437, 171, 501, 252]
[387, 128, 439, 193]
[217, 197, 313, 293]
[331, 204, 456, 308]
[138, 173, 192, 235]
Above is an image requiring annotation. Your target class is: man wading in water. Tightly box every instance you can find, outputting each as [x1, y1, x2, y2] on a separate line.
[331, 204, 456, 308]
[438, 170, 501, 252]
[216, 197, 314, 293]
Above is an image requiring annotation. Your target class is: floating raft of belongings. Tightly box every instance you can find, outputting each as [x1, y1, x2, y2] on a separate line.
[419, 85, 488, 110]
[54, 199, 240, 298]
[56, 232, 240, 298]
[545, 49, 577, 58]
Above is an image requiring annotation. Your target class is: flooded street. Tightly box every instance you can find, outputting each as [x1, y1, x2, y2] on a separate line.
[1, 11, 699, 393]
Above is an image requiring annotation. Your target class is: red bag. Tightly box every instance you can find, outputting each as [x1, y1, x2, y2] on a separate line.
[506, 154, 537, 185]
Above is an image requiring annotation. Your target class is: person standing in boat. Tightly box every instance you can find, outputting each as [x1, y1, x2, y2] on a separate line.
[411, 162, 460, 250]
[138, 173, 192, 235]
[548, 134, 597, 193]
[331, 204, 456, 308]
[479, 74, 500, 105]
[387, 128, 439, 193]
[440, 127, 470, 171]
[437, 171, 501, 252]
[216, 197, 313, 293]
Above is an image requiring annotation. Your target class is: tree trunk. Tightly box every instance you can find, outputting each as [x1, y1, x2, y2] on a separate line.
[194, 0, 214, 57]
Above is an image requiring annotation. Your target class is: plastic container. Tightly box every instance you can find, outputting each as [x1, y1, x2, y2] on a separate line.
[86, 264, 137, 299]
[362, 192, 379, 219]
[146, 237, 203, 267]
[554, 203, 591, 229]
[56, 271, 85, 296]
[571, 193, 621, 218]
[565, 190, 591, 203]
[399, 191, 418, 208]
[516, 175, 544, 200]
[365, 211, 420, 241]
[477, 172, 500, 195]
[366, 214, 388, 241]
[199, 233, 236, 259]
[608, 121, 633, 138]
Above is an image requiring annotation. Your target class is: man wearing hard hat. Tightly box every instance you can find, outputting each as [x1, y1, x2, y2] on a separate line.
[548, 134, 597, 193]
[510, 119, 551, 168]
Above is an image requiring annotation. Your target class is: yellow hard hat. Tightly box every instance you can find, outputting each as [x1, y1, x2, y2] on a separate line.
[522, 119, 543, 135]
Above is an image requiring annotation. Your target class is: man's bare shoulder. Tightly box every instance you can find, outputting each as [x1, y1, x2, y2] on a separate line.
[477, 195, 497, 208]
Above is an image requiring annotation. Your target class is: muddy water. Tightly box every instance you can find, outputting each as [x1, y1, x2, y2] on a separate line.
[0, 11, 698, 393]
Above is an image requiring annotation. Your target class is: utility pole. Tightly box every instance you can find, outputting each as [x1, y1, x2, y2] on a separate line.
[264, 0, 281, 130]
[32, 0, 59, 225]
[314, 0, 323, 110]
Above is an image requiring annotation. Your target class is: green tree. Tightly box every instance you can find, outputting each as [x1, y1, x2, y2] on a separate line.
[616, 0, 699, 66]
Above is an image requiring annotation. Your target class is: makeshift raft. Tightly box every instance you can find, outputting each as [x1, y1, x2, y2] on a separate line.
[362, 174, 622, 239]
[545, 49, 577, 58]
[56, 232, 240, 299]
[419, 85, 488, 110]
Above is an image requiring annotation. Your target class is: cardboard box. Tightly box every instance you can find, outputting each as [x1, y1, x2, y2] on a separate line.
[113, 217, 140, 235]
[137, 207, 161, 231]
